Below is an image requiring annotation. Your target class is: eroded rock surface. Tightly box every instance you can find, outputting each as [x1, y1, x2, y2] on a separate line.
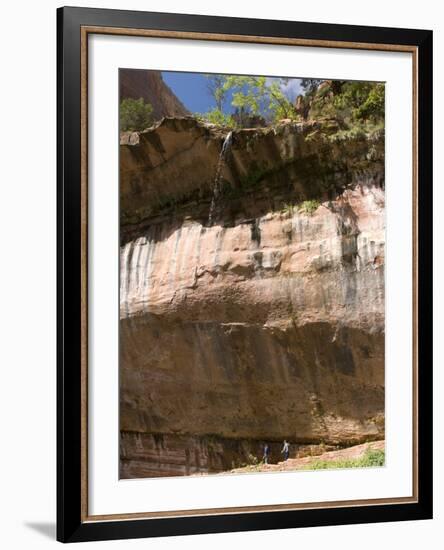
[119, 118, 385, 478]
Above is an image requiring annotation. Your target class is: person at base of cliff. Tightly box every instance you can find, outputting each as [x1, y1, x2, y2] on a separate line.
[281, 440, 290, 461]
[263, 443, 270, 465]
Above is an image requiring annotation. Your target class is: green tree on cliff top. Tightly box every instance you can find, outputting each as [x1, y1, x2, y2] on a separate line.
[198, 75, 298, 127]
[120, 98, 153, 131]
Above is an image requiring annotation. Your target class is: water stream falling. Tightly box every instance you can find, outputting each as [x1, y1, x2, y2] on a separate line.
[208, 131, 233, 226]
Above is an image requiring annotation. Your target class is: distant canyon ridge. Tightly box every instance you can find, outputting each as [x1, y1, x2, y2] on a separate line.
[120, 68, 189, 120]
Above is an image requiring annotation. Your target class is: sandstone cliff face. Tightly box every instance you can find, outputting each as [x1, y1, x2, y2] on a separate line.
[119, 118, 385, 478]
[120, 69, 189, 120]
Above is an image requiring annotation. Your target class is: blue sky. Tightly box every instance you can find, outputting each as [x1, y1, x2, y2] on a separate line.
[162, 71, 302, 115]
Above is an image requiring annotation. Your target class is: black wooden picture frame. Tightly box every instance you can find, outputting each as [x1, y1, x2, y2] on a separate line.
[57, 6, 433, 543]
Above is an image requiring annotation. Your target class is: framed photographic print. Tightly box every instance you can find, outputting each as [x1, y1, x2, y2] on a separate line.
[57, 6, 433, 543]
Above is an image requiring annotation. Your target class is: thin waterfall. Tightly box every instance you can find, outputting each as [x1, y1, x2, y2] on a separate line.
[208, 131, 233, 225]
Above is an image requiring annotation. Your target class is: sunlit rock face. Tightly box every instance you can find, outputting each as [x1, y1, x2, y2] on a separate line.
[120, 69, 189, 120]
[119, 118, 385, 478]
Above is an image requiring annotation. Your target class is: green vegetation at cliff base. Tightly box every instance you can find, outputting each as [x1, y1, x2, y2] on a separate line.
[303, 448, 385, 470]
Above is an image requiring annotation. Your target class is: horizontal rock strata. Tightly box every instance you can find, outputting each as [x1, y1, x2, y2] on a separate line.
[119, 117, 385, 478]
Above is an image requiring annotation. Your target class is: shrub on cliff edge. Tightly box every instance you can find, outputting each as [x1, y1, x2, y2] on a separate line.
[120, 97, 153, 131]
